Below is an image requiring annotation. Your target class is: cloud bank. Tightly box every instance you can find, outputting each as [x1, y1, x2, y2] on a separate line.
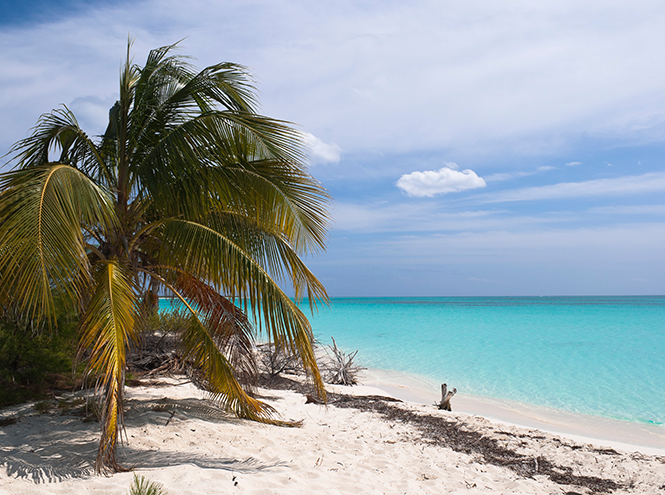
[397, 164, 486, 197]
[481, 172, 665, 203]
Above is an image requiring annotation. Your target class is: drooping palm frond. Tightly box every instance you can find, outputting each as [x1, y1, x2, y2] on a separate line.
[158, 219, 325, 398]
[78, 260, 138, 473]
[169, 273, 257, 382]
[0, 164, 116, 324]
[206, 210, 329, 308]
[144, 269, 271, 419]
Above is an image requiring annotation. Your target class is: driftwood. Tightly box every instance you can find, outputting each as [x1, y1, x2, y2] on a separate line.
[305, 394, 325, 405]
[127, 332, 183, 375]
[437, 383, 457, 411]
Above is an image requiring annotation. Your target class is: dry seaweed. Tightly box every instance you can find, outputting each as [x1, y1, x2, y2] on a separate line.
[330, 395, 621, 494]
[257, 373, 315, 396]
[260, 376, 623, 494]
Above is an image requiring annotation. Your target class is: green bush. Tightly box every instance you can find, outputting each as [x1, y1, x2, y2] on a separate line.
[0, 300, 191, 408]
[138, 305, 189, 336]
[0, 302, 79, 408]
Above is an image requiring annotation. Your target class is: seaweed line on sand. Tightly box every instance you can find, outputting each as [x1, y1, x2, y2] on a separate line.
[262, 374, 627, 494]
[331, 394, 622, 494]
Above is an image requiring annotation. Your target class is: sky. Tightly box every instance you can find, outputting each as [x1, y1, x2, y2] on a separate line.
[1, 0, 665, 296]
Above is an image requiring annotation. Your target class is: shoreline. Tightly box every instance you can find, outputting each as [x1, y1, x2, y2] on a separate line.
[349, 367, 665, 457]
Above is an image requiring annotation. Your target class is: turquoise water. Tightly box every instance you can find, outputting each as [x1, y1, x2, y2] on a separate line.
[303, 296, 665, 426]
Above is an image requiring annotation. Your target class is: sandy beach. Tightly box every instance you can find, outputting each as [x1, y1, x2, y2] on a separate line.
[1, 372, 664, 495]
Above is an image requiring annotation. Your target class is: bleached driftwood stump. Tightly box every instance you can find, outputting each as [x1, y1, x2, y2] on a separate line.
[437, 383, 457, 411]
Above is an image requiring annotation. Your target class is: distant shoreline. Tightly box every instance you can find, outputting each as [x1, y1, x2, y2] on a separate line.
[354, 366, 665, 456]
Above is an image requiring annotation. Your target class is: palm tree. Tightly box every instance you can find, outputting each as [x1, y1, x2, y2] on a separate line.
[0, 42, 330, 473]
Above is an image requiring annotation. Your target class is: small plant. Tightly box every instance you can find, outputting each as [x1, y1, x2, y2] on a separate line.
[128, 474, 168, 495]
[324, 337, 365, 386]
[57, 397, 86, 414]
[34, 400, 51, 414]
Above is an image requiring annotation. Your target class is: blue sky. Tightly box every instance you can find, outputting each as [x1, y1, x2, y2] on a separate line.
[1, 0, 665, 296]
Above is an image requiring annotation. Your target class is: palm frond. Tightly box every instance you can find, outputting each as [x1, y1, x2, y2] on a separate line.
[206, 210, 329, 309]
[143, 269, 274, 419]
[133, 115, 330, 254]
[158, 219, 325, 398]
[169, 273, 258, 382]
[0, 164, 116, 324]
[78, 260, 138, 473]
[7, 106, 112, 183]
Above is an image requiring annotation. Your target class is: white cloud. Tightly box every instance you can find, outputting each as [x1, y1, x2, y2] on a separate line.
[480, 172, 665, 203]
[485, 165, 556, 182]
[377, 223, 665, 266]
[313, 223, 665, 295]
[333, 202, 509, 232]
[397, 164, 486, 197]
[332, 199, 665, 235]
[566, 161, 582, 166]
[484, 171, 531, 182]
[302, 132, 341, 164]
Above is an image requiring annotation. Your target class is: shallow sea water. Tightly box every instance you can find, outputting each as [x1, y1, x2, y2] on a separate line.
[304, 296, 665, 426]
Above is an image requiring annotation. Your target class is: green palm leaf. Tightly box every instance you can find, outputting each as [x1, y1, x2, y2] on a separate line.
[206, 210, 329, 307]
[78, 260, 138, 473]
[0, 164, 115, 324]
[158, 219, 325, 397]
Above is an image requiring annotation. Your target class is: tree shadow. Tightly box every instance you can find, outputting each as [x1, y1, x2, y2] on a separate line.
[0, 397, 284, 484]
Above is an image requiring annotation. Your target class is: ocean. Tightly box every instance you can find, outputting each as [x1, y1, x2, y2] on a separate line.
[304, 296, 665, 427]
[160, 295, 665, 427]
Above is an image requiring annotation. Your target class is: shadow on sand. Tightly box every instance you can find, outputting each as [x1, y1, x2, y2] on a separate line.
[0, 397, 283, 483]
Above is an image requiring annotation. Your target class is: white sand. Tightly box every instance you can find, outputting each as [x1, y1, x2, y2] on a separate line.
[1, 376, 664, 494]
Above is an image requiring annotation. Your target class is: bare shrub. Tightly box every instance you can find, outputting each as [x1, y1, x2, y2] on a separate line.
[324, 337, 365, 386]
[256, 342, 304, 377]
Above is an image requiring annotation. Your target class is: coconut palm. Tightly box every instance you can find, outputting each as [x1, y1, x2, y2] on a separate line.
[0, 42, 330, 473]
